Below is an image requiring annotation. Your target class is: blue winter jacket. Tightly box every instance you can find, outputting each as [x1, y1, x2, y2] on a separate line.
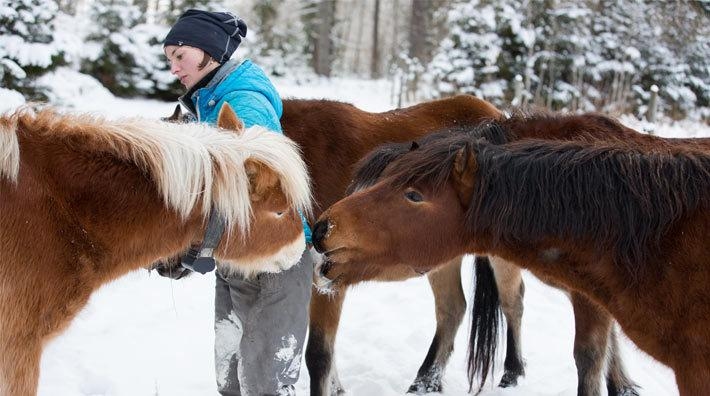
[179, 59, 312, 243]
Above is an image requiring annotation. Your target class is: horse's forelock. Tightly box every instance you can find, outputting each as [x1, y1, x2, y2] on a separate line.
[387, 133, 470, 192]
[202, 125, 311, 235]
[348, 142, 411, 194]
[240, 126, 312, 218]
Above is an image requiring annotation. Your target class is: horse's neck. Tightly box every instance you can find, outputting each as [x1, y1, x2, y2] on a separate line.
[504, 115, 631, 141]
[16, 135, 205, 283]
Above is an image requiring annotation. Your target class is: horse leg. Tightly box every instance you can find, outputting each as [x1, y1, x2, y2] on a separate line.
[490, 256, 526, 388]
[571, 292, 615, 396]
[605, 325, 639, 396]
[675, 364, 710, 396]
[408, 257, 465, 394]
[306, 288, 346, 396]
[0, 337, 42, 396]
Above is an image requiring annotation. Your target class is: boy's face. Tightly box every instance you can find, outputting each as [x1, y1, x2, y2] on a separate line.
[164, 45, 219, 90]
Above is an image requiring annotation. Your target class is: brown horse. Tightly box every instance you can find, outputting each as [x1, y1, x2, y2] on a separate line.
[312, 114, 710, 396]
[162, 100, 643, 395]
[0, 104, 311, 396]
[339, 113, 710, 395]
[158, 96, 502, 394]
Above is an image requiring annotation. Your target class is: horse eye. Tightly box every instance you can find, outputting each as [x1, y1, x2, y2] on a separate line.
[275, 211, 284, 217]
[404, 190, 423, 203]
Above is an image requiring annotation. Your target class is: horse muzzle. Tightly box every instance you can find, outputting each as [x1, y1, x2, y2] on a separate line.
[149, 255, 192, 280]
[310, 248, 337, 293]
[311, 218, 330, 253]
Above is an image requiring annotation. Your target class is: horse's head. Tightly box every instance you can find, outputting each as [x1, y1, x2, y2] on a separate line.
[311, 136, 477, 290]
[152, 103, 311, 279]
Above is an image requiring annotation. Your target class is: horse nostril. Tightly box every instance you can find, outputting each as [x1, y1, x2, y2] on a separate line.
[312, 219, 329, 253]
[320, 260, 333, 277]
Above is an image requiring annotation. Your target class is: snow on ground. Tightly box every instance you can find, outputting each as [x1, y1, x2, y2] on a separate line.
[3, 69, 706, 395]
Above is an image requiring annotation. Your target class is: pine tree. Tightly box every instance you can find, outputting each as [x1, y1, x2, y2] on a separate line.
[0, 0, 66, 100]
[426, 0, 511, 105]
[81, 0, 182, 99]
[250, 0, 311, 77]
[80, 0, 142, 96]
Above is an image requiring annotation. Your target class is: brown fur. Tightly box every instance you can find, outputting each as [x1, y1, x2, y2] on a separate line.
[329, 111, 710, 394]
[0, 105, 306, 396]
[157, 96, 501, 394]
[281, 96, 502, 394]
[314, 114, 710, 395]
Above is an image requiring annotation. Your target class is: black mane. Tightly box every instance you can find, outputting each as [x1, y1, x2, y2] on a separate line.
[384, 126, 710, 278]
[348, 121, 510, 194]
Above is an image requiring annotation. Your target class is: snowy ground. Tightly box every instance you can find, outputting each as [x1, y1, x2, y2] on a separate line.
[5, 69, 707, 395]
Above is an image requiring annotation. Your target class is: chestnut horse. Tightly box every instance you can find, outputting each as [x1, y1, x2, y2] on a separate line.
[338, 114, 710, 395]
[0, 104, 311, 396]
[312, 114, 710, 396]
[159, 96, 502, 394]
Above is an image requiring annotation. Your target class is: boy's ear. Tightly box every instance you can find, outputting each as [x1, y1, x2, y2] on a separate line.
[217, 103, 244, 133]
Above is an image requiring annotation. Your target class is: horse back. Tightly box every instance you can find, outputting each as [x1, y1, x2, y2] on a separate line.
[505, 113, 710, 151]
[281, 96, 501, 216]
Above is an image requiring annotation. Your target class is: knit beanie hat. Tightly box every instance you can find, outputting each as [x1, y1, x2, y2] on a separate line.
[163, 9, 247, 64]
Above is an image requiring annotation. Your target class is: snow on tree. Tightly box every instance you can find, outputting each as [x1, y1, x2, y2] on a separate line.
[80, 0, 180, 99]
[247, 0, 311, 78]
[424, 0, 709, 120]
[0, 0, 67, 101]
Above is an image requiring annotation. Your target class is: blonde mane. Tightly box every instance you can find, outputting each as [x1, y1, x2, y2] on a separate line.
[0, 116, 20, 184]
[2, 107, 311, 235]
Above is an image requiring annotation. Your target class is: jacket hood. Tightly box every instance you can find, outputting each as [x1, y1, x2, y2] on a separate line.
[207, 59, 282, 117]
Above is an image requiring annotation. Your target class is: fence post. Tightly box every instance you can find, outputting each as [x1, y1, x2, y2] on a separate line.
[647, 84, 658, 123]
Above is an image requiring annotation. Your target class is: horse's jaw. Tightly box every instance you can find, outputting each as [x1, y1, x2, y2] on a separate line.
[216, 233, 306, 279]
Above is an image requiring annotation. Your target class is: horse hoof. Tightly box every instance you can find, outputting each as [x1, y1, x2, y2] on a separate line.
[612, 386, 640, 396]
[329, 386, 345, 396]
[498, 371, 520, 388]
[407, 377, 443, 394]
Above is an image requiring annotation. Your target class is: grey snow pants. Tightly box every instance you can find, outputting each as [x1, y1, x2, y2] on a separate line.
[214, 250, 313, 396]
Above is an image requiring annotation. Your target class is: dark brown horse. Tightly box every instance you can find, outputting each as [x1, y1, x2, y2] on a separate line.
[159, 96, 502, 394]
[0, 105, 311, 396]
[312, 114, 710, 396]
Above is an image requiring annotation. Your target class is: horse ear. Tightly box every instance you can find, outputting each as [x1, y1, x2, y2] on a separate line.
[217, 103, 244, 133]
[452, 144, 477, 207]
[245, 159, 280, 201]
[162, 104, 183, 123]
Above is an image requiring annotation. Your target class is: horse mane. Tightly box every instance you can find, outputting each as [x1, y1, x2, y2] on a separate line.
[387, 120, 710, 279]
[0, 115, 20, 183]
[348, 122, 509, 194]
[3, 107, 311, 235]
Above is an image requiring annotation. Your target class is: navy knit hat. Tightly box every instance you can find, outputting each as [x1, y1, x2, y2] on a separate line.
[163, 9, 247, 64]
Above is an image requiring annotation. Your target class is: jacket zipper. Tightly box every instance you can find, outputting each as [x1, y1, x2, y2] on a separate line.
[195, 93, 201, 121]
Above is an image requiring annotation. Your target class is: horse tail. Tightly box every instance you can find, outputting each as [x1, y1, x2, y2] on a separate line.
[0, 117, 20, 184]
[467, 255, 502, 393]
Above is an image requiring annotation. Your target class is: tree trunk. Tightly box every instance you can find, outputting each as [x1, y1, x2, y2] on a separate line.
[371, 0, 381, 78]
[409, 0, 429, 63]
[314, 0, 337, 77]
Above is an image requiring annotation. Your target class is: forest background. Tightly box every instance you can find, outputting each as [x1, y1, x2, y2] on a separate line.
[2, 0, 709, 121]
